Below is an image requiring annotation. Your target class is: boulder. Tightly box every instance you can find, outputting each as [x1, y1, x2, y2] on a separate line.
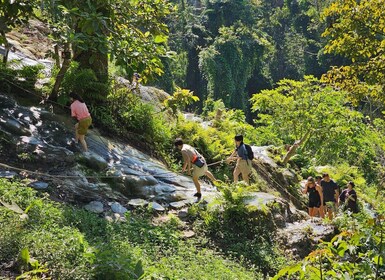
[149, 202, 165, 212]
[110, 202, 128, 214]
[127, 198, 149, 208]
[28, 181, 49, 190]
[78, 152, 108, 171]
[84, 201, 104, 213]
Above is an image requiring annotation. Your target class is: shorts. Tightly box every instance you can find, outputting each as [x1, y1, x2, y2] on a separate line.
[193, 163, 208, 178]
[77, 117, 92, 135]
[234, 159, 252, 175]
[309, 198, 321, 208]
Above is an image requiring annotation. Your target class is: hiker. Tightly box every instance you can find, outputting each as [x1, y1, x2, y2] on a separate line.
[226, 134, 253, 185]
[131, 72, 140, 91]
[315, 175, 324, 217]
[174, 138, 216, 199]
[339, 181, 359, 213]
[69, 92, 92, 152]
[321, 173, 339, 220]
[302, 176, 323, 217]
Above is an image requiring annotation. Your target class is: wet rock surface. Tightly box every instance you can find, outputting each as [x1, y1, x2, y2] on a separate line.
[277, 219, 335, 259]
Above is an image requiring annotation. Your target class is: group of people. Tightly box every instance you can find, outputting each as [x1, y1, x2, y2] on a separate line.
[174, 134, 252, 199]
[303, 174, 358, 219]
[69, 93, 359, 216]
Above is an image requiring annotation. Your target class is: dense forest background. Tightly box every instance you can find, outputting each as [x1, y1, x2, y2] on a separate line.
[153, 0, 340, 118]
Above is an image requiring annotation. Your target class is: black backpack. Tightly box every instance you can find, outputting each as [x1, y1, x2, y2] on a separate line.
[244, 144, 254, 161]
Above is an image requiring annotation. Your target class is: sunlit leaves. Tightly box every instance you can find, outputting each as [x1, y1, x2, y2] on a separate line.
[321, 0, 385, 106]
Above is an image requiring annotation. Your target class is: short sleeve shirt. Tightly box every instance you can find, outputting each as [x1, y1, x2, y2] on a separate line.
[71, 100, 90, 121]
[181, 144, 202, 163]
[321, 179, 338, 202]
[236, 144, 248, 160]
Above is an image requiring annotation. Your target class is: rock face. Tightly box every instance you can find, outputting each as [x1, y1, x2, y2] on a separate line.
[0, 93, 215, 207]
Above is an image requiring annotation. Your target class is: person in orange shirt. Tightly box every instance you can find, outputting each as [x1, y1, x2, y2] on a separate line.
[69, 93, 92, 152]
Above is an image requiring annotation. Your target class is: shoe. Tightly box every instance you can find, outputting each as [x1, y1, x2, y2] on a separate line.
[193, 192, 202, 199]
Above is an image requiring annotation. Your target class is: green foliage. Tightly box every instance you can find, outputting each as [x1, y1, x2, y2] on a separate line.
[321, 0, 385, 110]
[163, 86, 200, 116]
[251, 76, 384, 181]
[199, 24, 268, 110]
[0, 179, 259, 279]
[60, 61, 109, 102]
[274, 210, 385, 279]
[193, 182, 286, 275]
[0, 61, 43, 94]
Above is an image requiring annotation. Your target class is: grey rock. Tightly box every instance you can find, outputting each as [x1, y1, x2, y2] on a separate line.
[29, 181, 49, 190]
[127, 198, 148, 208]
[169, 200, 191, 209]
[110, 202, 128, 214]
[177, 210, 189, 219]
[0, 118, 31, 136]
[78, 152, 108, 171]
[84, 201, 104, 213]
[0, 170, 18, 179]
[149, 202, 165, 212]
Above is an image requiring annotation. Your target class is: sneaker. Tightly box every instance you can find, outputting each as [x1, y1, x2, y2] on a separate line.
[193, 192, 202, 199]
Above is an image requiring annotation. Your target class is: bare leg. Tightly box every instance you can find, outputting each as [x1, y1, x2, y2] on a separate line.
[192, 176, 201, 193]
[233, 169, 240, 183]
[241, 172, 250, 185]
[74, 123, 79, 142]
[205, 170, 216, 182]
[79, 134, 88, 152]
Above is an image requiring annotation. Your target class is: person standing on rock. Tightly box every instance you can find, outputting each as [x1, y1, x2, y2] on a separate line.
[174, 138, 216, 200]
[227, 134, 252, 185]
[321, 173, 339, 220]
[69, 92, 92, 152]
[302, 176, 323, 218]
[339, 181, 359, 213]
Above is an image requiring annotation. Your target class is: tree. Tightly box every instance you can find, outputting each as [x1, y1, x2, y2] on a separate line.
[199, 24, 268, 111]
[321, 0, 385, 114]
[250, 76, 373, 167]
[42, 0, 172, 101]
[0, 0, 37, 64]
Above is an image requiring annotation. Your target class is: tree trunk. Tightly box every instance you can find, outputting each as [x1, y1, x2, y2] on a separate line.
[282, 130, 312, 165]
[49, 43, 71, 102]
[1, 31, 10, 65]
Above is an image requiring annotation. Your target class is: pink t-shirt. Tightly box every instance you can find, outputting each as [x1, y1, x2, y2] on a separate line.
[70, 100, 90, 121]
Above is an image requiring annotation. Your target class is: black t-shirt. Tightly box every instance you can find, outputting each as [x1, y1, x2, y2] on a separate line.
[321, 179, 338, 202]
[339, 189, 358, 213]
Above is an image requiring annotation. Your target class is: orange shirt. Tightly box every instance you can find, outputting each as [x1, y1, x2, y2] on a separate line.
[70, 100, 90, 121]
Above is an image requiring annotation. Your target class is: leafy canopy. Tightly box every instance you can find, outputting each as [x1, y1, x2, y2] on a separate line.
[321, 0, 385, 105]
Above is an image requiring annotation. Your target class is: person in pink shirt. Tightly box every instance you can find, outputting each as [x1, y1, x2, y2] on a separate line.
[69, 93, 92, 152]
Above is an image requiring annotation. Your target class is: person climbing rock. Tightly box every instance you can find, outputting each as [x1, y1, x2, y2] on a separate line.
[302, 176, 323, 218]
[227, 134, 252, 185]
[69, 92, 92, 153]
[174, 138, 216, 200]
[321, 173, 339, 220]
[339, 181, 359, 213]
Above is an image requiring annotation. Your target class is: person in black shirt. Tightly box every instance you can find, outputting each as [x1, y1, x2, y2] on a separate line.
[339, 181, 358, 213]
[302, 176, 323, 217]
[321, 173, 339, 220]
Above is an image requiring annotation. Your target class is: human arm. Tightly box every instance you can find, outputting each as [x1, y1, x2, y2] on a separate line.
[316, 185, 323, 205]
[181, 152, 192, 175]
[226, 150, 238, 163]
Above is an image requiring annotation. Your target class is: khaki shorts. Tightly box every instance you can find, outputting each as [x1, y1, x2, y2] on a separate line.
[234, 159, 251, 175]
[77, 117, 92, 135]
[193, 163, 208, 178]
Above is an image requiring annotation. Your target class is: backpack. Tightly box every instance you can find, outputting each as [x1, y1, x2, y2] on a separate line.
[244, 144, 254, 161]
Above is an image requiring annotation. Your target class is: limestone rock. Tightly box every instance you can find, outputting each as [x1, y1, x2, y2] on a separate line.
[84, 201, 104, 213]
[110, 202, 128, 214]
[149, 202, 165, 212]
[127, 198, 148, 208]
[0, 170, 18, 179]
[28, 181, 49, 190]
